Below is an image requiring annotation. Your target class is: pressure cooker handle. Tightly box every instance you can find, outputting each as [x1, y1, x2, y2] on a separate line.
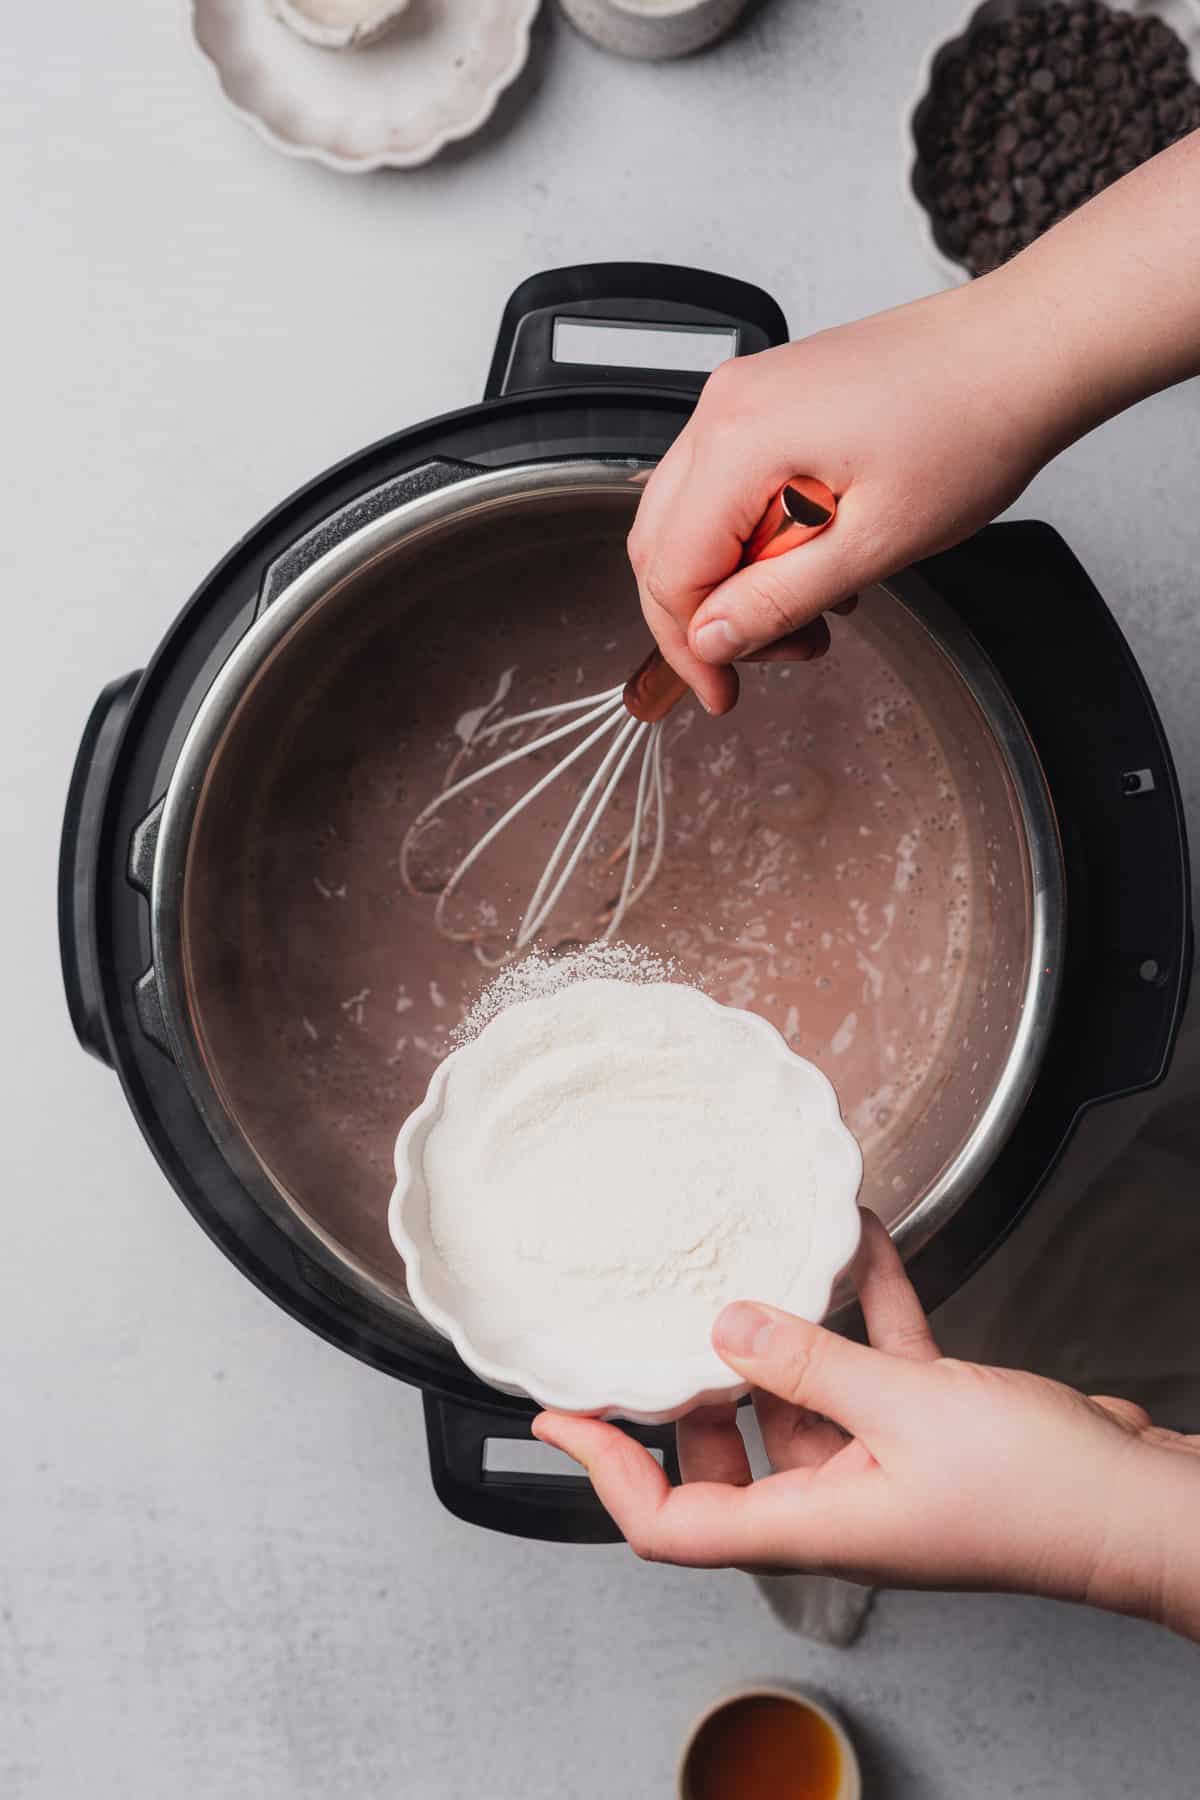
[422, 1392, 680, 1543]
[485, 262, 789, 401]
[59, 673, 142, 1067]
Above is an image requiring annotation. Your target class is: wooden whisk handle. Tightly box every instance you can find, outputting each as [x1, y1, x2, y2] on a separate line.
[622, 477, 837, 725]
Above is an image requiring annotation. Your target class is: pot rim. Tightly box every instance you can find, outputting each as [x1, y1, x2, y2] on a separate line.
[150, 456, 1066, 1335]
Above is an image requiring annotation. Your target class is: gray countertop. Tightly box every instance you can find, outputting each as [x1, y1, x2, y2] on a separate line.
[3, 3, 1198, 1795]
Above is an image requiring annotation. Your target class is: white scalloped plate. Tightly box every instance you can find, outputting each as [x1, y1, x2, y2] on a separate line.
[388, 982, 864, 1426]
[190, 0, 541, 172]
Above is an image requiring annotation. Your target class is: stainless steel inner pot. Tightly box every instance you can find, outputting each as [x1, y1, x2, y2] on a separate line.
[152, 460, 1065, 1348]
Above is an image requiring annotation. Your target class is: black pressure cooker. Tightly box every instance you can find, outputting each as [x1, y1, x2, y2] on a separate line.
[59, 264, 1190, 1541]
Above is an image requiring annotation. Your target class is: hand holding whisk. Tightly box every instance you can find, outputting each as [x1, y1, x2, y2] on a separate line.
[400, 477, 838, 959]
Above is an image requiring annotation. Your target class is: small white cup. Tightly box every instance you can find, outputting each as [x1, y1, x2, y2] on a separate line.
[559, 0, 753, 61]
[677, 1685, 862, 1800]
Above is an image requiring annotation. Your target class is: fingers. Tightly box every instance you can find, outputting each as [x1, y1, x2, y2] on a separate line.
[629, 436, 739, 717]
[854, 1210, 942, 1363]
[676, 1402, 753, 1487]
[533, 1410, 673, 1518]
[753, 1216, 935, 1470]
[742, 616, 832, 664]
[754, 1389, 848, 1472]
[535, 1410, 866, 1569]
[689, 514, 869, 665]
[1090, 1394, 1154, 1432]
[629, 360, 812, 713]
[711, 1297, 930, 1446]
[628, 356, 863, 706]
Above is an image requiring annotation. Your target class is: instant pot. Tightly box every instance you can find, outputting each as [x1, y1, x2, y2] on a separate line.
[60, 264, 1191, 1542]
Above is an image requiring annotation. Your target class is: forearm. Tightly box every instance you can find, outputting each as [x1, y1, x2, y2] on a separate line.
[982, 127, 1200, 459]
[1088, 1437, 1200, 1644]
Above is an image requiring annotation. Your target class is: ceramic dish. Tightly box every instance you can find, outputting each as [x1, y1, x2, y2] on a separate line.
[559, 0, 752, 59]
[677, 1687, 862, 1800]
[906, 0, 1200, 283]
[190, 0, 541, 172]
[388, 988, 863, 1426]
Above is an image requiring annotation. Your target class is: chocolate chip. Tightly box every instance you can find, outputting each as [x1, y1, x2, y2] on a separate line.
[919, 0, 1200, 279]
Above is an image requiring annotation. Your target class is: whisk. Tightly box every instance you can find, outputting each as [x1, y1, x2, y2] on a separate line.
[400, 476, 838, 956]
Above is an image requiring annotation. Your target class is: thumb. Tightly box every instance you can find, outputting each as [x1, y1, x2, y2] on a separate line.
[689, 511, 870, 664]
[712, 1301, 927, 1445]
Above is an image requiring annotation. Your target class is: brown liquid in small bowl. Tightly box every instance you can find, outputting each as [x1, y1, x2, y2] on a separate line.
[682, 1694, 844, 1800]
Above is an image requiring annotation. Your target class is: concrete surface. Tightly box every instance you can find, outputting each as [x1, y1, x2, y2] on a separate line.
[3, 1, 1198, 1795]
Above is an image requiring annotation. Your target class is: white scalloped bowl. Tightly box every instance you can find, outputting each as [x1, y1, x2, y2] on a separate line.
[388, 983, 864, 1426]
[190, 0, 540, 172]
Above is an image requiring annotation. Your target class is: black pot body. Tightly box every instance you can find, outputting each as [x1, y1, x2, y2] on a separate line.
[60, 265, 1191, 1540]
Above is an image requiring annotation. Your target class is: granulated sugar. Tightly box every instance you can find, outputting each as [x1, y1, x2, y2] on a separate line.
[451, 941, 684, 1046]
[414, 976, 863, 1404]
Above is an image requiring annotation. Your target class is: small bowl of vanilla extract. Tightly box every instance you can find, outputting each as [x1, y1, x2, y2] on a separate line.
[678, 1687, 861, 1800]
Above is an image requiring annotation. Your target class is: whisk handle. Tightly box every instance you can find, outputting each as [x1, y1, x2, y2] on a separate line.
[622, 477, 838, 723]
[624, 647, 689, 724]
[743, 476, 837, 563]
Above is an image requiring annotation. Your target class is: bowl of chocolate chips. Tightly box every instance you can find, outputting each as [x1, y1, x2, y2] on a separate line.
[910, 0, 1200, 279]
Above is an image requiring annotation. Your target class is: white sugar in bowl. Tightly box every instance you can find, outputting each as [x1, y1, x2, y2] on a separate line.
[388, 979, 864, 1426]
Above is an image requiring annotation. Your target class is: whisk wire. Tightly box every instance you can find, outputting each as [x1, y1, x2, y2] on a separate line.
[518, 712, 644, 946]
[469, 684, 625, 750]
[408, 699, 630, 943]
[603, 721, 663, 941]
[402, 686, 671, 957]
[423, 689, 626, 820]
